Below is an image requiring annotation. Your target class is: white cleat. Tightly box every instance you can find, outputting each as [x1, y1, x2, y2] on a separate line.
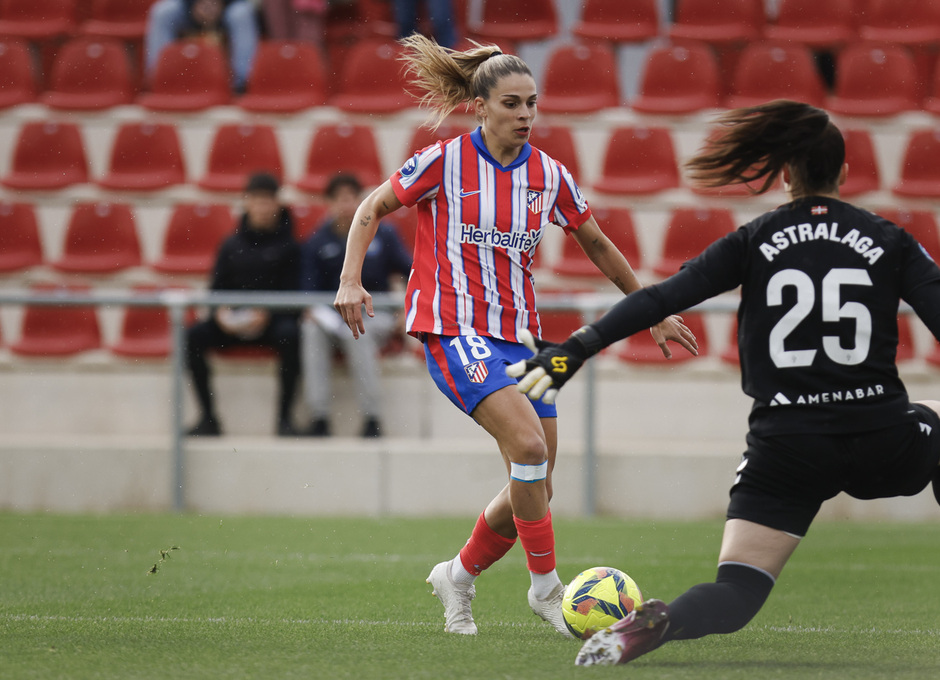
[528, 583, 575, 639]
[426, 560, 477, 634]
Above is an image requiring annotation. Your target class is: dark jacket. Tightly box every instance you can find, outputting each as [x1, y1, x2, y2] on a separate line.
[211, 207, 300, 315]
[300, 220, 412, 293]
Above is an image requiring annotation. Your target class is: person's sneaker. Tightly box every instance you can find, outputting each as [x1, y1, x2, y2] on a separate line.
[361, 416, 382, 438]
[528, 582, 575, 638]
[277, 419, 300, 437]
[186, 415, 221, 437]
[575, 599, 670, 666]
[305, 417, 330, 437]
[426, 560, 477, 634]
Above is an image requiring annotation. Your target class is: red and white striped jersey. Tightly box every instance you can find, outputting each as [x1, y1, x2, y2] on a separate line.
[391, 128, 592, 342]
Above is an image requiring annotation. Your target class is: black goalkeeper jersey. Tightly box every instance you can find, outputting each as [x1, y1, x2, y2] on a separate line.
[592, 196, 940, 435]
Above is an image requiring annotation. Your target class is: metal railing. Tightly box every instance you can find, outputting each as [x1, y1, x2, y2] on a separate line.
[0, 288, 742, 513]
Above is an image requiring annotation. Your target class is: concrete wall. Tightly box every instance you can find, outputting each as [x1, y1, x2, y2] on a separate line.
[2, 356, 938, 522]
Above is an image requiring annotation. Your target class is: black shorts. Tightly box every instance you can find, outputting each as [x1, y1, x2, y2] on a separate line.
[726, 403, 940, 537]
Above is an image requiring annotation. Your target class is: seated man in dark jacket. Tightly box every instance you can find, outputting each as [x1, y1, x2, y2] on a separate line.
[185, 172, 302, 436]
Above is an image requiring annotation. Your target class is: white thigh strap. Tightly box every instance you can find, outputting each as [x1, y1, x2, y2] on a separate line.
[510, 461, 548, 483]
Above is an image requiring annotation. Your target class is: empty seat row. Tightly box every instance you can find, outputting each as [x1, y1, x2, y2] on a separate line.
[0, 199, 417, 276]
[7, 199, 938, 285]
[592, 126, 924, 199]
[7, 118, 940, 199]
[542, 39, 940, 117]
[0, 119, 393, 194]
[9, 35, 940, 117]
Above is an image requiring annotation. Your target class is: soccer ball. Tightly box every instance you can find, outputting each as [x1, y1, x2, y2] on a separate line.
[561, 566, 643, 639]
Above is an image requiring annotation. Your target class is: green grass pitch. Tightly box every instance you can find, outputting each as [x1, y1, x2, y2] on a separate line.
[1, 512, 939, 679]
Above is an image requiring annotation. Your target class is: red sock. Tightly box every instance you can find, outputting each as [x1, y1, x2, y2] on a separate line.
[458, 512, 516, 576]
[513, 510, 556, 574]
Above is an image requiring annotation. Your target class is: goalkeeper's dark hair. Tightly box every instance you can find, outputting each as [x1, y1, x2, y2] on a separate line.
[685, 100, 845, 196]
[398, 33, 532, 131]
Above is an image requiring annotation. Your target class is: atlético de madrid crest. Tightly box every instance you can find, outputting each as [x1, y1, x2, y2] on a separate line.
[527, 190, 543, 215]
[465, 360, 488, 384]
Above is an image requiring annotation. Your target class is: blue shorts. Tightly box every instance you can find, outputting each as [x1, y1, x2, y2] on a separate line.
[423, 333, 558, 419]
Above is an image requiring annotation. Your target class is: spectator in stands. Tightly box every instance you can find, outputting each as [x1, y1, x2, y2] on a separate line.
[300, 174, 413, 438]
[146, 0, 260, 91]
[393, 0, 457, 48]
[185, 172, 302, 437]
[262, 0, 327, 53]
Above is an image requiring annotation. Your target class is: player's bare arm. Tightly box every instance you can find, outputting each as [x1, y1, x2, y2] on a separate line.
[573, 218, 697, 359]
[335, 180, 403, 338]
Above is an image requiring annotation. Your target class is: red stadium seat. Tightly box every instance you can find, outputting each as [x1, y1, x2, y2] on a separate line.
[138, 40, 230, 111]
[43, 37, 134, 110]
[290, 203, 330, 242]
[110, 285, 190, 358]
[572, 0, 659, 43]
[80, 0, 154, 39]
[536, 285, 593, 343]
[406, 123, 471, 155]
[892, 129, 940, 199]
[295, 123, 383, 195]
[328, 39, 412, 113]
[859, 0, 940, 46]
[725, 42, 826, 109]
[0, 39, 38, 109]
[840, 128, 880, 198]
[0, 202, 43, 272]
[10, 283, 101, 357]
[654, 208, 736, 278]
[98, 122, 185, 192]
[2, 121, 89, 191]
[539, 42, 621, 114]
[52, 202, 141, 274]
[616, 311, 707, 364]
[594, 127, 679, 195]
[669, 0, 763, 44]
[920, 54, 940, 114]
[876, 209, 940, 262]
[152, 203, 233, 274]
[470, 0, 557, 42]
[198, 123, 283, 193]
[763, 0, 857, 48]
[0, 0, 77, 40]
[631, 42, 722, 114]
[238, 41, 328, 113]
[827, 43, 920, 117]
[528, 125, 582, 180]
[552, 207, 642, 278]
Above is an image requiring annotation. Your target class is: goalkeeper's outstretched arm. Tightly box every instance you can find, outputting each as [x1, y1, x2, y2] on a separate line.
[509, 266, 711, 403]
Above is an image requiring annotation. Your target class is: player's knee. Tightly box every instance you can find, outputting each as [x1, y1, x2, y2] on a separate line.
[507, 431, 548, 467]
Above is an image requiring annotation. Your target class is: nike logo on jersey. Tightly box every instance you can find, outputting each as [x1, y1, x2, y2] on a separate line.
[459, 189, 481, 198]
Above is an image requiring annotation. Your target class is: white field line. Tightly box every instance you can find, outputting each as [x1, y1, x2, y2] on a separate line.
[2, 613, 939, 637]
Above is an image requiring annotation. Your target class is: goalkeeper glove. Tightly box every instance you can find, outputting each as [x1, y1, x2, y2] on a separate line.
[506, 326, 604, 404]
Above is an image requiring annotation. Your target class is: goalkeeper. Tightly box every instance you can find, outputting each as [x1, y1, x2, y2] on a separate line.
[509, 100, 940, 667]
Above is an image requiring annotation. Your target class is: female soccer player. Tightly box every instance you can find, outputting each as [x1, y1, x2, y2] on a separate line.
[333, 35, 697, 636]
[510, 100, 940, 664]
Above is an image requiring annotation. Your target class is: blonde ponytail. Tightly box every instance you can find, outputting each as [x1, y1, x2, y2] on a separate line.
[398, 34, 532, 130]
